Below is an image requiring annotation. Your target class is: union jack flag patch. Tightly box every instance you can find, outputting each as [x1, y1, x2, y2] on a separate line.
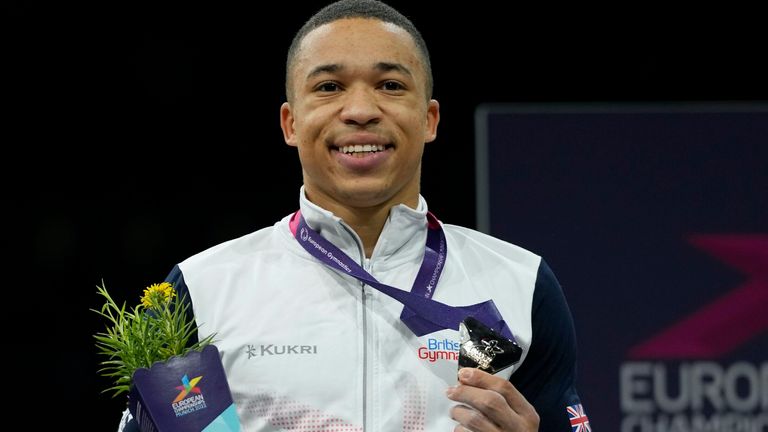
[566, 403, 591, 432]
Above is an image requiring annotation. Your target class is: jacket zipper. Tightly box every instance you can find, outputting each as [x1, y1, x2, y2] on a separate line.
[340, 223, 369, 431]
[362, 257, 371, 431]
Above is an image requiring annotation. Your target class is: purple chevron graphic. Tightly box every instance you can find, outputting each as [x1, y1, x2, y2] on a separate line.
[629, 234, 768, 359]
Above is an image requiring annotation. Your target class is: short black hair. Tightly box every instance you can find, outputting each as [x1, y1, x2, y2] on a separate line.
[285, 0, 433, 101]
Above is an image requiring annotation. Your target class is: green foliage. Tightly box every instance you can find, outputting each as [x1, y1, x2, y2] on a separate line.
[92, 281, 215, 397]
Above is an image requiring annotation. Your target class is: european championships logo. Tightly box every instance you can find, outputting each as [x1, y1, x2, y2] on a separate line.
[620, 234, 768, 432]
[171, 374, 207, 417]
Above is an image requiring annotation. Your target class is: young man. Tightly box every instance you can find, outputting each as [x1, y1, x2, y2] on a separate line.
[119, 1, 586, 430]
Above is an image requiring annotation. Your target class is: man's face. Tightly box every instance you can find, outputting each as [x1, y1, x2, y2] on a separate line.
[281, 18, 439, 212]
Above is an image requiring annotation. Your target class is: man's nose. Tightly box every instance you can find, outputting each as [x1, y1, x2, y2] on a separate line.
[339, 86, 382, 126]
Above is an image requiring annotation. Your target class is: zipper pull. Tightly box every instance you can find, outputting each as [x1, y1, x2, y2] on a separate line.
[362, 258, 373, 296]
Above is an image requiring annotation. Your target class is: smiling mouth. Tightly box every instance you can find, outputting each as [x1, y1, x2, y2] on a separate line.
[332, 143, 394, 157]
[340, 144, 385, 153]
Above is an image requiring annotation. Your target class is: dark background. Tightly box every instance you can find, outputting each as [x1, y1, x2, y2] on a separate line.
[482, 109, 767, 428]
[7, 1, 765, 428]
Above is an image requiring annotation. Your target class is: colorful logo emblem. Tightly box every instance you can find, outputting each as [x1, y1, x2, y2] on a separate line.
[173, 374, 203, 403]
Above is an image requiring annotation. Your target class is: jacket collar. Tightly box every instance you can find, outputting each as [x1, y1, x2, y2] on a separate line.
[297, 186, 429, 266]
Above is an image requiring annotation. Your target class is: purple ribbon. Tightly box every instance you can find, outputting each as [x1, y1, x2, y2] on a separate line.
[290, 211, 512, 339]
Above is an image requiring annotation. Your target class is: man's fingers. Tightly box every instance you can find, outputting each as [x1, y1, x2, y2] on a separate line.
[457, 368, 538, 419]
[446, 381, 518, 430]
[449, 404, 498, 432]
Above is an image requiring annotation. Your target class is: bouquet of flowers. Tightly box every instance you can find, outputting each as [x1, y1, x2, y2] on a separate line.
[93, 281, 240, 431]
[93, 282, 214, 396]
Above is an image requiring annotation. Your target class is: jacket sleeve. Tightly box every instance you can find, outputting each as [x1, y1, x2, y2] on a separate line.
[165, 264, 199, 346]
[509, 259, 587, 431]
[116, 409, 138, 432]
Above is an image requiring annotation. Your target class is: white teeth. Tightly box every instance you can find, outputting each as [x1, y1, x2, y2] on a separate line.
[339, 144, 385, 154]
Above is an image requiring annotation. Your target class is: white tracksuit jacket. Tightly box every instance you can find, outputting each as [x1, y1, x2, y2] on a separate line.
[120, 188, 584, 431]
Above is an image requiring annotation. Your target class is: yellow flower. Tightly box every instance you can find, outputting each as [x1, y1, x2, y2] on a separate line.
[141, 282, 176, 309]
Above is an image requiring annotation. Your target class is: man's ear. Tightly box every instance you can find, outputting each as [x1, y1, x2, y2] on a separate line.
[424, 99, 440, 143]
[280, 102, 297, 147]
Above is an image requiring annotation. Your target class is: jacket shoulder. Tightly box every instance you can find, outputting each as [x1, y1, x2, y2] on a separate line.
[442, 224, 541, 265]
[180, 219, 288, 273]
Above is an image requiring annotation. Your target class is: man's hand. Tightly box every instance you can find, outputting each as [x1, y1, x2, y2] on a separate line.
[445, 368, 539, 431]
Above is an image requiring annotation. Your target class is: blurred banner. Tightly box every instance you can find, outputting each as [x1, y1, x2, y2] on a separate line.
[476, 103, 768, 431]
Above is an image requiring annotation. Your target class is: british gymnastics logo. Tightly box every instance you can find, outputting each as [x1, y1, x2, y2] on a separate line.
[417, 338, 459, 363]
[171, 374, 207, 417]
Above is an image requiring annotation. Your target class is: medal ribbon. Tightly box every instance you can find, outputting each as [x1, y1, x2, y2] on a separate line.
[290, 211, 512, 339]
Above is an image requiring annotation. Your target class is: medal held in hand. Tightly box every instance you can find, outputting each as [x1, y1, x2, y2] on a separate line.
[458, 317, 522, 374]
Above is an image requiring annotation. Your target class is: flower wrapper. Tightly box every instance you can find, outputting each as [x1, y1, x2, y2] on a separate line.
[128, 345, 240, 432]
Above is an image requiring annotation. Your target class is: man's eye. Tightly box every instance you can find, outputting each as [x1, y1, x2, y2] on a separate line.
[317, 83, 339, 92]
[382, 81, 404, 91]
